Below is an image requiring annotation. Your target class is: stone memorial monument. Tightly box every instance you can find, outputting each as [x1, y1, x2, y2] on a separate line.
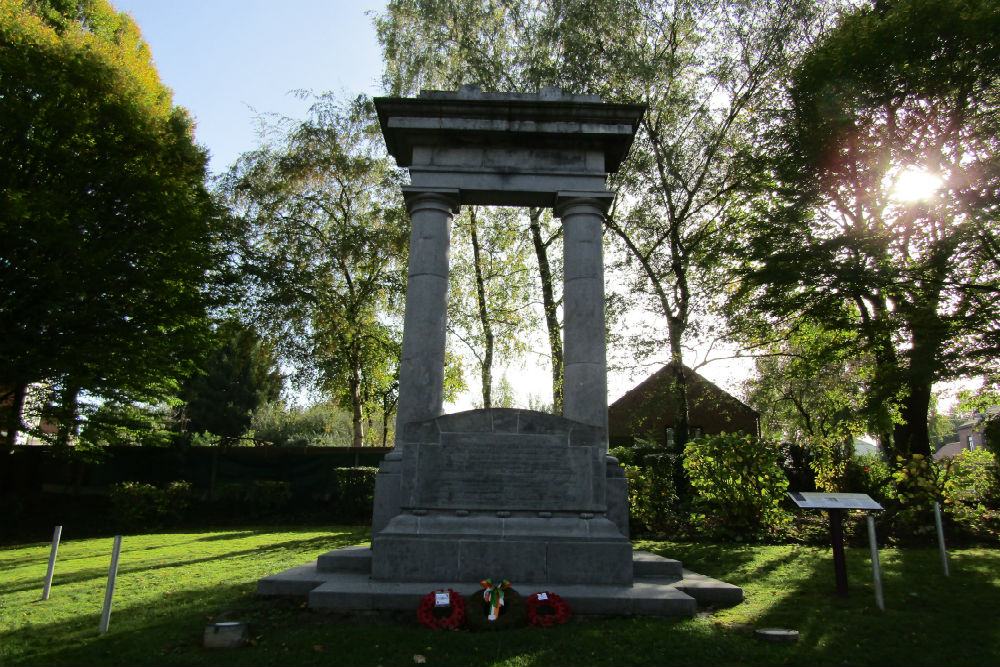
[258, 87, 742, 615]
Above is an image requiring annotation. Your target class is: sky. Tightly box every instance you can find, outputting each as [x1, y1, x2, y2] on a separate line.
[113, 0, 386, 176]
[110, 0, 762, 411]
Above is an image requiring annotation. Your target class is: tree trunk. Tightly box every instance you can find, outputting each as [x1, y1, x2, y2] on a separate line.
[350, 356, 364, 448]
[891, 306, 942, 459]
[54, 386, 78, 449]
[2, 382, 27, 454]
[469, 208, 494, 409]
[529, 208, 563, 413]
[893, 382, 932, 458]
[668, 323, 690, 449]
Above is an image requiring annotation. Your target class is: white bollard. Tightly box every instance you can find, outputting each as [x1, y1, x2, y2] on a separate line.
[98, 535, 123, 634]
[933, 501, 950, 577]
[41, 525, 62, 601]
[866, 515, 885, 611]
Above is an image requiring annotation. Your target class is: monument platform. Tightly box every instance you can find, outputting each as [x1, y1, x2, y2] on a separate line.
[258, 546, 742, 617]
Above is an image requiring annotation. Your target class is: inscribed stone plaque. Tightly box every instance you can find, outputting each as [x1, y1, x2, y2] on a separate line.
[412, 440, 596, 510]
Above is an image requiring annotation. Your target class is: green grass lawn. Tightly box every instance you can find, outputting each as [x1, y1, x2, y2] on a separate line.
[1, 527, 997, 666]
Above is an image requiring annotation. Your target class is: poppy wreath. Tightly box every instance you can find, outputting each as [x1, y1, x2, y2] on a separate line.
[416, 589, 466, 630]
[525, 592, 572, 627]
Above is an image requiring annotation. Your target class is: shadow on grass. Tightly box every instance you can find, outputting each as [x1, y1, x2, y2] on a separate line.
[744, 546, 1000, 667]
[0, 533, 366, 596]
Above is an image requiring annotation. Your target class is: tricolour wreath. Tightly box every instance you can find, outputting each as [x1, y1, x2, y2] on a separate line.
[525, 591, 572, 627]
[417, 589, 466, 630]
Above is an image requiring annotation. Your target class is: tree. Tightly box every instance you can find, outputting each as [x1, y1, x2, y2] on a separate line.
[448, 206, 539, 408]
[220, 94, 408, 447]
[178, 321, 284, 444]
[736, 0, 1000, 459]
[0, 0, 225, 452]
[746, 323, 869, 448]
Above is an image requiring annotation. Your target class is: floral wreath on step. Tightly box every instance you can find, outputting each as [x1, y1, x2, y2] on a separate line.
[525, 591, 572, 627]
[417, 589, 466, 630]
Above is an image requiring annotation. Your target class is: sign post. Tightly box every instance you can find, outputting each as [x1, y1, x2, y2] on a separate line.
[42, 525, 62, 601]
[788, 492, 884, 603]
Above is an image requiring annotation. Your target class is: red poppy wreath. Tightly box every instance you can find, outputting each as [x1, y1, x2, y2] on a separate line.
[417, 589, 466, 630]
[525, 591, 572, 627]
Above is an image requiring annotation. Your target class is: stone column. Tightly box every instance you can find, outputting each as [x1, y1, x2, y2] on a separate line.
[556, 192, 614, 437]
[395, 187, 460, 431]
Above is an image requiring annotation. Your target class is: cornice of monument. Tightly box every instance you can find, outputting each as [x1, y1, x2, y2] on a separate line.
[374, 85, 646, 173]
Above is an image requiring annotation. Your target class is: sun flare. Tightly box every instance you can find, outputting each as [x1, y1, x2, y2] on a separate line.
[891, 167, 942, 202]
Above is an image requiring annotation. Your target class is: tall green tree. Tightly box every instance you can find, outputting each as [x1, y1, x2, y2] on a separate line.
[220, 95, 408, 448]
[0, 0, 225, 452]
[736, 0, 1000, 459]
[178, 321, 284, 443]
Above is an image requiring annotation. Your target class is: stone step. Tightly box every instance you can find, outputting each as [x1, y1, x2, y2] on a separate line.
[258, 545, 742, 615]
[675, 569, 744, 608]
[257, 562, 327, 597]
[317, 544, 372, 573]
[632, 550, 683, 580]
[306, 572, 698, 617]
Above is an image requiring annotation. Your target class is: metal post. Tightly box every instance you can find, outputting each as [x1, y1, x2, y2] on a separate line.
[98, 535, 123, 634]
[41, 525, 62, 601]
[866, 515, 884, 611]
[829, 509, 849, 597]
[933, 501, 950, 577]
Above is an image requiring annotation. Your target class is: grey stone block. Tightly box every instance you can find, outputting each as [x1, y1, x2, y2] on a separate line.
[436, 409, 495, 433]
[317, 545, 372, 573]
[371, 537, 460, 581]
[256, 562, 326, 596]
[563, 362, 609, 431]
[569, 423, 604, 446]
[675, 570, 744, 607]
[457, 539, 548, 582]
[491, 408, 520, 433]
[546, 541, 633, 585]
[606, 475, 629, 538]
[372, 467, 401, 536]
[398, 419, 440, 444]
[632, 551, 682, 580]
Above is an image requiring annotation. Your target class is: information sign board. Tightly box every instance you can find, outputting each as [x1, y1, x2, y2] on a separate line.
[787, 492, 883, 511]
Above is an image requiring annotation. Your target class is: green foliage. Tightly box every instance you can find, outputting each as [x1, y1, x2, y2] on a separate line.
[984, 416, 1000, 459]
[944, 449, 1000, 540]
[894, 454, 945, 508]
[78, 402, 177, 448]
[179, 321, 284, 442]
[250, 401, 354, 447]
[745, 323, 874, 451]
[623, 463, 680, 537]
[842, 453, 895, 507]
[221, 93, 407, 447]
[683, 433, 790, 539]
[808, 438, 855, 493]
[331, 466, 377, 522]
[0, 0, 226, 450]
[891, 454, 949, 537]
[216, 480, 291, 518]
[109, 480, 192, 528]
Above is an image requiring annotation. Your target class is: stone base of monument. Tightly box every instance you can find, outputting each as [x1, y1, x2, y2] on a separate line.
[258, 547, 742, 616]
